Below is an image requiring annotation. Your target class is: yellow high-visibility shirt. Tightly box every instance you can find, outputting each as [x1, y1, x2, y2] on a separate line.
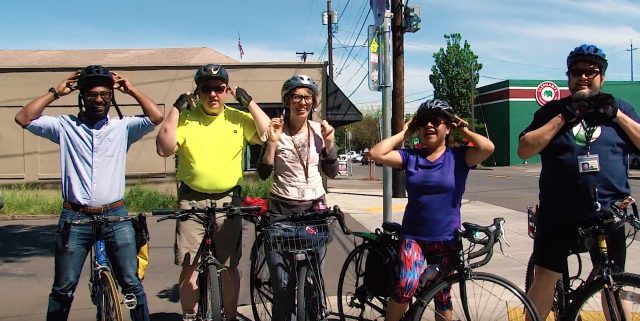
[176, 105, 259, 193]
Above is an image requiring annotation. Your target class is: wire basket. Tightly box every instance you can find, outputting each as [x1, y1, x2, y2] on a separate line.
[263, 218, 333, 252]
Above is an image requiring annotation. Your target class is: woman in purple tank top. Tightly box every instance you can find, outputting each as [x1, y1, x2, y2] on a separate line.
[369, 99, 494, 321]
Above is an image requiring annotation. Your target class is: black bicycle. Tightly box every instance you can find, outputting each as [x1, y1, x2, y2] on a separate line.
[337, 217, 542, 321]
[249, 205, 351, 321]
[525, 195, 640, 321]
[153, 202, 262, 321]
[62, 215, 141, 321]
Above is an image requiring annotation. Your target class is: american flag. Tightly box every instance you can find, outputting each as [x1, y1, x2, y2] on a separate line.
[238, 34, 245, 59]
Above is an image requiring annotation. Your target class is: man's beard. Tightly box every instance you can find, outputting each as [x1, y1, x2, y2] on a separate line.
[571, 88, 598, 100]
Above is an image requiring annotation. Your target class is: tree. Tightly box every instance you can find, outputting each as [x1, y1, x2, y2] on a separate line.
[430, 33, 482, 128]
[336, 110, 382, 153]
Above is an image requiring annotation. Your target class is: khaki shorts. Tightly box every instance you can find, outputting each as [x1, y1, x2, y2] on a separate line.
[175, 184, 242, 267]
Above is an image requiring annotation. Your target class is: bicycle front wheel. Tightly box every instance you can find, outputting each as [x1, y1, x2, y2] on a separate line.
[297, 264, 323, 321]
[97, 270, 123, 321]
[410, 272, 540, 321]
[250, 235, 273, 321]
[568, 272, 640, 321]
[337, 243, 388, 321]
[200, 264, 223, 321]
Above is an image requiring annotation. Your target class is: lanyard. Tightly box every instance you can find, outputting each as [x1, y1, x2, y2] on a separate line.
[581, 120, 596, 154]
[288, 122, 311, 183]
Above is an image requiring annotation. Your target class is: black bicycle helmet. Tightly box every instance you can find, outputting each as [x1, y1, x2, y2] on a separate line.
[281, 75, 319, 103]
[410, 99, 455, 130]
[77, 65, 114, 92]
[194, 64, 229, 84]
[566, 44, 608, 72]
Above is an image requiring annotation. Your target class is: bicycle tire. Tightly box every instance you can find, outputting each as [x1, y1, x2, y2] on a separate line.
[409, 271, 541, 321]
[297, 264, 323, 321]
[200, 264, 223, 321]
[337, 243, 388, 321]
[567, 272, 640, 321]
[97, 270, 123, 321]
[250, 235, 273, 321]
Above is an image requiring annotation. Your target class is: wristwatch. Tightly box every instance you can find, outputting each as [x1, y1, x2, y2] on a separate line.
[49, 87, 60, 99]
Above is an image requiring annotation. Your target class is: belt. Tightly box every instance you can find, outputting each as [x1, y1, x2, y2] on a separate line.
[63, 200, 125, 215]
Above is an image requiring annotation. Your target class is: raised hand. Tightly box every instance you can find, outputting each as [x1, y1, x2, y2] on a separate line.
[173, 92, 196, 113]
[111, 72, 134, 95]
[230, 86, 253, 107]
[268, 116, 284, 143]
[452, 115, 469, 129]
[54, 71, 81, 97]
[321, 120, 335, 148]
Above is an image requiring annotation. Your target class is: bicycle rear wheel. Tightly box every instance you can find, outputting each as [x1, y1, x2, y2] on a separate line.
[200, 264, 223, 321]
[97, 270, 123, 321]
[409, 272, 540, 321]
[250, 235, 273, 321]
[297, 264, 323, 321]
[568, 272, 640, 321]
[337, 243, 388, 321]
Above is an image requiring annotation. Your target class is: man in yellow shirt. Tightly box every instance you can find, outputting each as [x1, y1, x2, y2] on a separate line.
[156, 64, 269, 321]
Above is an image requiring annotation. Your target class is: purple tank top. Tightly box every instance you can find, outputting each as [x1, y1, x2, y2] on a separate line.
[399, 147, 470, 241]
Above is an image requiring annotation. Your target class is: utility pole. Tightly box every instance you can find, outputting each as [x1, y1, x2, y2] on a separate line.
[391, 0, 406, 198]
[296, 51, 314, 62]
[627, 40, 638, 81]
[381, 7, 393, 223]
[326, 0, 335, 79]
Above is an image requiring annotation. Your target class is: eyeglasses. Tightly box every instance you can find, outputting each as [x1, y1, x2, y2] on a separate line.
[199, 85, 227, 94]
[569, 68, 601, 79]
[291, 94, 314, 104]
[85, 91, 112, 101]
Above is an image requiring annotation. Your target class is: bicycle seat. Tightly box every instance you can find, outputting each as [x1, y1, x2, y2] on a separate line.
[382, 222, 402, 233]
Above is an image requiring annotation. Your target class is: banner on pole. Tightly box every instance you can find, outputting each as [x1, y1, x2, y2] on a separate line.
[368, 25, 381, 92]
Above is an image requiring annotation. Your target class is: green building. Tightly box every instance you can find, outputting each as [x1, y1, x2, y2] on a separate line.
[475, 80, 640, 166]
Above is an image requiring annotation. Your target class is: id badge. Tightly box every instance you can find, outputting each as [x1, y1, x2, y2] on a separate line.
[577, 154, 600, 173]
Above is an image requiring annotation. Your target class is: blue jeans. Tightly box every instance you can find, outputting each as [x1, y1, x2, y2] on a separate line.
[47, 206, 150, 321]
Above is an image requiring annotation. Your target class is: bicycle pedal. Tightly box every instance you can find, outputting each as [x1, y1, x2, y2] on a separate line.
[122, 293, 137, 309]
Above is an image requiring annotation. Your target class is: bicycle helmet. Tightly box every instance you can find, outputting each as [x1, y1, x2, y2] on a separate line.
[77, 65, 114, 92]
[194, 64, 229, 84]
[566, 44, 608, 72]
[281, 75, 319, 103]
[410, 99, 455, 130]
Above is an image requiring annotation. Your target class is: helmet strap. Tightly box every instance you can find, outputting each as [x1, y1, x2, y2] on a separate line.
[111, 96, 123, 119]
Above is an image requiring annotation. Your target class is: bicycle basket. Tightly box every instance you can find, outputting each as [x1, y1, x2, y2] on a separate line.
[263, 218, 332, 252]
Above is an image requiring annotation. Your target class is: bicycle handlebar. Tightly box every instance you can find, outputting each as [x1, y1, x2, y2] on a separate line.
[270, 205, 352, 235]
[153, 203, 263, 222]
[460, 217, 505, 268]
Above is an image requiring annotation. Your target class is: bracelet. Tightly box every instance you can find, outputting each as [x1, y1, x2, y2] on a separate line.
[48, 87, 60, 100]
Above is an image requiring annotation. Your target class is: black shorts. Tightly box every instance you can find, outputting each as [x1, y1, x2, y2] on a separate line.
[534, 219, 627, 274]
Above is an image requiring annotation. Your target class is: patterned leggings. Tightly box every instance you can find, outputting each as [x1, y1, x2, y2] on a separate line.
[392, 238, 458, 311]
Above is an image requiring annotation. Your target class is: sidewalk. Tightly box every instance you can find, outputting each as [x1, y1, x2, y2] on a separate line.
[324, 176, 640, 290]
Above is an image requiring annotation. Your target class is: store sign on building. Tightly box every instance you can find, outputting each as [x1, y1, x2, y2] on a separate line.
[535, 81, 560, 106]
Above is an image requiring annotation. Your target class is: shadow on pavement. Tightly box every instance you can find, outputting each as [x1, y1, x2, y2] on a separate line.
[157, 284, 180, 303]
[151, 312, 181, 321]
[0, 223, 56, 263]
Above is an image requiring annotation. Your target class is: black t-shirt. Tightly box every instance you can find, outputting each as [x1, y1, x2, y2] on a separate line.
[520, 96, 640, 223]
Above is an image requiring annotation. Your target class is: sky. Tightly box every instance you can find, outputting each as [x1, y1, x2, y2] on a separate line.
[1, 0, 639, 114]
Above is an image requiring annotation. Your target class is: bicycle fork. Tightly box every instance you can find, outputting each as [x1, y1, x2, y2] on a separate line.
[91, 239, 137, 310]
[296, 252, 329, 320]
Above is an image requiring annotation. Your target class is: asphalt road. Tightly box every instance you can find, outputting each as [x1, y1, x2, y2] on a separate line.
[0, 214, 365, 321]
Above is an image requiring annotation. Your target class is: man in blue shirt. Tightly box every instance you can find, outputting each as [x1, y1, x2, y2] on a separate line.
[15, 65, 163, 321]
[518, 45, 640, 320]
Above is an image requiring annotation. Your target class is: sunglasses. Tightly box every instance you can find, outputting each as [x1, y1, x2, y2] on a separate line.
[199, 85, 227, 94]
[85, 91, 112, 101]
[415, 116, 447, 127]
[569, 68, 601, 79]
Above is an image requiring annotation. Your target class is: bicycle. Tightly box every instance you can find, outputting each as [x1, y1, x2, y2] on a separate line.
[337, 217, 542, 321]
[249, 205, 352, 321]
[525, 195, 640, 321]
[153, 202, 263, 321]
[62, 214, 141, 321]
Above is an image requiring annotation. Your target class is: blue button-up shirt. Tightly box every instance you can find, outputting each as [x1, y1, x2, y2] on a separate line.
[27, 115, 155, 206]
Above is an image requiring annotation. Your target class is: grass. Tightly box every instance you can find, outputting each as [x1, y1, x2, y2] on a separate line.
[0, 178, 273, 216]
